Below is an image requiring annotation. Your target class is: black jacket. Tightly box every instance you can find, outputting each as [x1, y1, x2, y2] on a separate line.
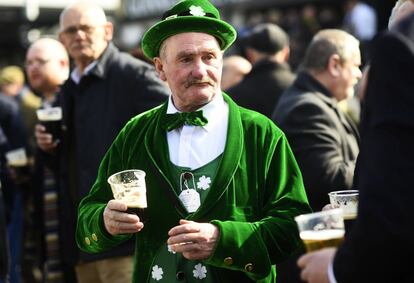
[58, 43, 169, 264]
[272, 72, 360, 211]
[334, 29, 414, 283]
[227, 59, 295, 118]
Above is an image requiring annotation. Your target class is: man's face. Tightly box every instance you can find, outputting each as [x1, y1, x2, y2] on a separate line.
[333, 48, 362, 101]
[25, 45, 65, 93]
[59, 8, 111, 62]
[154, 32, 223, 112]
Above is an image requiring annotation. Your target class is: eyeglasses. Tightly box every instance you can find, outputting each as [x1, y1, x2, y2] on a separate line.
[25, 58, 50, 69]
[61, 24, 101, 36]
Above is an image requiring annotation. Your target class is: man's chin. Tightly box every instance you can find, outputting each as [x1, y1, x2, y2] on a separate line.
[70, 46, 90, 55]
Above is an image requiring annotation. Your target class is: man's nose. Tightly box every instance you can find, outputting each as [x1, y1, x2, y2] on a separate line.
[191, 59, 207, 78]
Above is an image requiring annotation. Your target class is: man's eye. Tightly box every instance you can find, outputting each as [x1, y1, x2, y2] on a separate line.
[180, 57, 192, 63]
[203, 54, 215, 61]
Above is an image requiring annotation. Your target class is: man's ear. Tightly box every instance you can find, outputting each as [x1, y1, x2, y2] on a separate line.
[58, 32, 65, 45]
[328, 54, 341, 77]
[153, 57, 167, 81]
[104, 22, 114, 41]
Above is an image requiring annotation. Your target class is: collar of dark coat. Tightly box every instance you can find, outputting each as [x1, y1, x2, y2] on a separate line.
[250, 58, 291, 75]
[144, 93, 243, 218]
[88, 42, 118, 79]
[295, 71, 337, 107]
[295, 71, 359, 138]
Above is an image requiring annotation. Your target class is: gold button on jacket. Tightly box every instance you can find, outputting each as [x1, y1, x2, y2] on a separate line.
[223, 257, 234, 266]
[245, 263, 254, 272]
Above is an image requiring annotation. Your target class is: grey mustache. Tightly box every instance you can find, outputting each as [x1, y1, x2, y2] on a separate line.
[185, 79, 214, 88]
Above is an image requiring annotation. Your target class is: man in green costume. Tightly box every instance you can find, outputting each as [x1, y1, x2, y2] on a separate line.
[76, 0, 311, 282]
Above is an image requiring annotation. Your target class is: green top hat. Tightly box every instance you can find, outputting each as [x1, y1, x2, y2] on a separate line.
[141, 0, 237, 59]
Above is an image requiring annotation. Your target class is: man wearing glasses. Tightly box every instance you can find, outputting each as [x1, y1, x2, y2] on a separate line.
[35, 2, 169, 283]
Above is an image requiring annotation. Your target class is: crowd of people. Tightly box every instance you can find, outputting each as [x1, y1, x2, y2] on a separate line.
[0, 0, 412, 283]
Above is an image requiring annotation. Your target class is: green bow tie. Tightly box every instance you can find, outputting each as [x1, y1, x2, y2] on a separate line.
[162, 110, 208, 131]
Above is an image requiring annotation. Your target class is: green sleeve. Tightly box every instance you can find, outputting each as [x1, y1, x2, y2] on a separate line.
[205, 134, 311, 281]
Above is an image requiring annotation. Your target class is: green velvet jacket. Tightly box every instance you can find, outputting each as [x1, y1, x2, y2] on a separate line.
[76, 93, 311, 282]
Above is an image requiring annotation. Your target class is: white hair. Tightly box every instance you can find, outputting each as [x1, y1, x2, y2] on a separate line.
[59, 1, 107, 31]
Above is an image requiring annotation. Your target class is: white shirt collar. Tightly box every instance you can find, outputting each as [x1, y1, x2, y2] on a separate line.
[70, 61, 98, 84]
[166, 91, 226, 132]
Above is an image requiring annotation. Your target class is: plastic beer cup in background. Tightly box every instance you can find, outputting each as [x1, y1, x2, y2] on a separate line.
[5, 147, 30, 184]
[295, 208, 345, 252]
[328, 190, 359, 232]
[36, 107, 62, 143]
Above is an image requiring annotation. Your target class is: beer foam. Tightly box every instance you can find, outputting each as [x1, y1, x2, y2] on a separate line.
[300, 229, 345, 240]
[5, 148, 28, 165]
[8, 159, 28, 167]
[36, 107, 62, 121]
[112, 184, 147, 208]
[344, 213, 357, 220]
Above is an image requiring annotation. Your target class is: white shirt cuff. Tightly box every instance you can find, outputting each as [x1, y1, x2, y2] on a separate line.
[328, 260, 338, 283]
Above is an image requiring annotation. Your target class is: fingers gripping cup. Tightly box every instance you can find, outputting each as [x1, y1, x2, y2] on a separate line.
[36, 107, 62, 143]
[107, 169, 147, 222]
[295, 208, 345, 252]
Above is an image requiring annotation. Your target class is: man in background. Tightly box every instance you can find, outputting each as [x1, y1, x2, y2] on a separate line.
[273, 29, 361, 212]
[0, 65, 39, 283]
[228, 23, 295, 118]
[28, 37, 72, 282]
[272, 30, 361, 283]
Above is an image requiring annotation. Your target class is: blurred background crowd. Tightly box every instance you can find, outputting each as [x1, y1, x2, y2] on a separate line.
[0, 0, 394, 70]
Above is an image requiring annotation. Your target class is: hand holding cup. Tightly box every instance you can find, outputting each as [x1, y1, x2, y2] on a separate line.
[107, 169, 148, 222]
[36, 107, 62, 144]
[103, 199, 144, 235]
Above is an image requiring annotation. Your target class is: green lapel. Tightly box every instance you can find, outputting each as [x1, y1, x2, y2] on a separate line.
[144, 102, 188, 217]
[144, 93, 244, 220]
[190, 93, 243, 220]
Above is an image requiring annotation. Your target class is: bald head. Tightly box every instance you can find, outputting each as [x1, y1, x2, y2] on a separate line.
[221, 55, 252, 90]
[28, 38, 69, 63]
[302, 29, 360, 73]
[26, 38, 70, 95]
[301, 29, 362, 102]
[58, 1, 113, 71]
[59, 2, 107, 31]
